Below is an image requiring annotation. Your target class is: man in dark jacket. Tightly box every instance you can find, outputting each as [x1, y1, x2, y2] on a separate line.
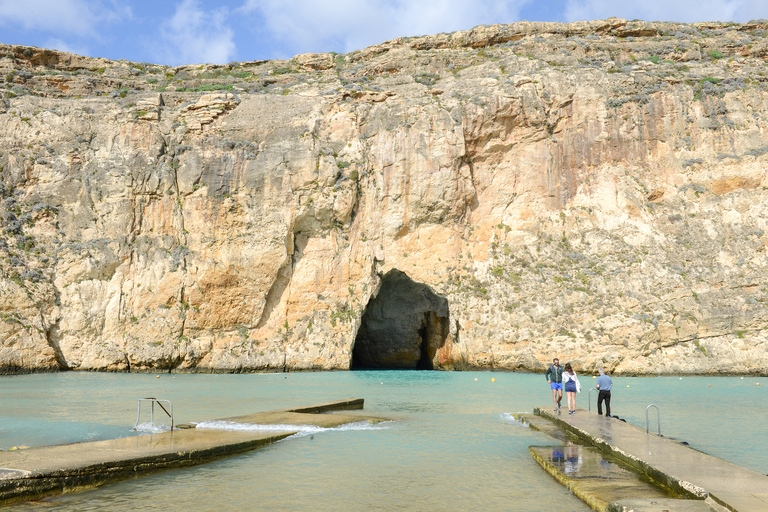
[545, 358, 563, 412]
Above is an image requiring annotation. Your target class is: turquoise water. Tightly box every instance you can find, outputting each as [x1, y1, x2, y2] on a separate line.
[0, 371, 766, 511]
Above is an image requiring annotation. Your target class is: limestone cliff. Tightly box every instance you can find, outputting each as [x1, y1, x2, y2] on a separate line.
[2, 19, 768, 375]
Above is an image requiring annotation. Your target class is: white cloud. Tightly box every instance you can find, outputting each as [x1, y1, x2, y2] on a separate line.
[0, 0, 129, 36]
[240, 0, 532, 58]
[155, 0, 236, 65]
[44, 38, 90, 57]
[565, 0, 766, 24]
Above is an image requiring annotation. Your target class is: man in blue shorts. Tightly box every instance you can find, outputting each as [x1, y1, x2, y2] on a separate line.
[545, 358, 563, 412]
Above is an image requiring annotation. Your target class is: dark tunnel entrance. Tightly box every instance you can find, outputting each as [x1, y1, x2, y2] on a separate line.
[351, 269, 450, 370]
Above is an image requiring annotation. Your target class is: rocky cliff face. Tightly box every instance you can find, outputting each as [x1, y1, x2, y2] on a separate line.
[2, 19, 768, 375]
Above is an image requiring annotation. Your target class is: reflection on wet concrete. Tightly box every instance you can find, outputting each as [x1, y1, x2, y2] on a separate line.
[525, 407, 768, 512]
[531, 444, 681, 511]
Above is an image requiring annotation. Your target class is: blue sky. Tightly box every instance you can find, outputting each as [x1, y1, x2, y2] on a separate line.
[0, 0, 763, 66]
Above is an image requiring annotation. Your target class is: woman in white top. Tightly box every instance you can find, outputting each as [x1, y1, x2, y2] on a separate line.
[562, 363, 579, 414]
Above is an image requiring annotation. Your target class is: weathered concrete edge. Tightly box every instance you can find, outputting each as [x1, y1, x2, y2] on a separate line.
[176, 397, 367, 428]
[533, 407, 708, 501]
[529, 446, 609, 512]
[531, 446, 719, 512]
[0, 432, 294, 506]
[521, 414, 720, 512]
[606, 498, 722, 512]
[286, 398, 364, 413]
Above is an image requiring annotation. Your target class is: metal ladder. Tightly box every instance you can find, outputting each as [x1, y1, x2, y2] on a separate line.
[588, 388, 597, 411]
[646, 404, 661, 436]
[133, 397, 174, 431]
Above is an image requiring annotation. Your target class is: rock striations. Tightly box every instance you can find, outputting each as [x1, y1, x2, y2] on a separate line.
[1, 19, 768, 375]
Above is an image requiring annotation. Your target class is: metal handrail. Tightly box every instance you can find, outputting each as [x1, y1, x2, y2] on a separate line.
[134, 397, 173, 431]
[588, 388, 597, 411]
[646, 404, 660, 436]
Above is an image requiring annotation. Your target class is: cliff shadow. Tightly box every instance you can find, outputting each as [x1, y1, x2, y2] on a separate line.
[351, 269, 449, 370]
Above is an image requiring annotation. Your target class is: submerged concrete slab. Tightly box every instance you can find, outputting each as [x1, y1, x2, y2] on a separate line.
[607, 498, 719, 512]
[177, 398, 379, 429]
[534, 407, 768, 512]
[209, 410, 382, 428]
[285, 397, 365, 413]
[0, 429, 294, 504]
[518, 412, 576, 444]
[530, 444, 681, 512]
[0, 398, 386, 505]
[520, 413, 719, 512]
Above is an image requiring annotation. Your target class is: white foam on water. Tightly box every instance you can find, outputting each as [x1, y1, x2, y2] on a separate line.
[498, 412, 530, 427]
[193, 420, 393, 437]
[134, 422, 172, 433]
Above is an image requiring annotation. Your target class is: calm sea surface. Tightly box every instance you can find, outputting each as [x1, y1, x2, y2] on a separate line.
[0, 371, 766, 511]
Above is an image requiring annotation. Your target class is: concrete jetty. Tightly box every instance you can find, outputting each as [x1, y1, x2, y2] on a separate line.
[0, 398, 386, 505]
[528, 443, 683, 511]
[526, 407, 768, 512]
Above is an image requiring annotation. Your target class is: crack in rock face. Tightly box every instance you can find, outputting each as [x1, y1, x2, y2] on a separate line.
[352, 269, 449, 370]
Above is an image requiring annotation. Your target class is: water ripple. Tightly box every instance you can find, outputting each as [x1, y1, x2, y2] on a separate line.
[498, 412, 531, 427]
[194, 420, 394, 437]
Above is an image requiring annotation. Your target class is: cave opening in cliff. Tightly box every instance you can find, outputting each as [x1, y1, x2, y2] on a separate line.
[351, 269, 449, 370]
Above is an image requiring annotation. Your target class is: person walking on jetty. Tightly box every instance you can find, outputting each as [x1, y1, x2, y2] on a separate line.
[562, 363, 581, 415]
[596, 368, 613, 417]
[545, 358, 564, 412]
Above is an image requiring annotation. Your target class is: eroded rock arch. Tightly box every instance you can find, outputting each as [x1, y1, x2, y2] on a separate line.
[351, 269, 449, 370]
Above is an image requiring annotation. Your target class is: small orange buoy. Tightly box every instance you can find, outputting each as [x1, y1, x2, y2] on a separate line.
[708, 384, 711, 387]
[757, 383, 761, 386]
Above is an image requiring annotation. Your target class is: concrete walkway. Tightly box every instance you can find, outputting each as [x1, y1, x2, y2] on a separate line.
[528, 443, 685, 511]
[535, 407, 768, 512]
[0, 398, 386, 505]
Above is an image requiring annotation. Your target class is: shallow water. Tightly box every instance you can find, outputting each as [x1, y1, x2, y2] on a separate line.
[0, 371, 766, 511]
